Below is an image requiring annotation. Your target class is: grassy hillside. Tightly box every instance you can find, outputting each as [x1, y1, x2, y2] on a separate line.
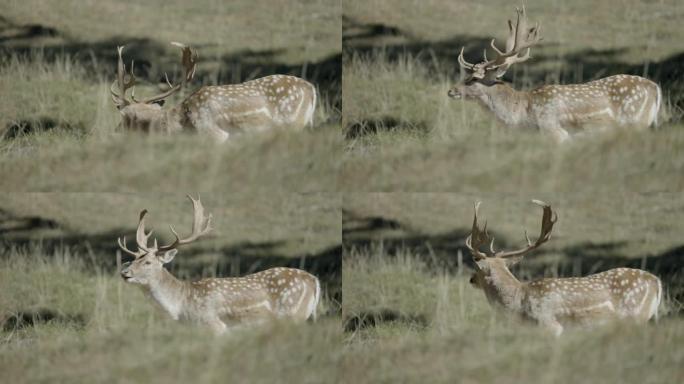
[343, 192, 684, 383]
[341, 0, 684, 192]
[0, 192, 342, 382]
[0, 0, 341, 192]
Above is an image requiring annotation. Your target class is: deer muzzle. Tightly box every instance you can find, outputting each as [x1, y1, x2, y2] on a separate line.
[120, 263, 133, 280]
[447, 88, 462, 99]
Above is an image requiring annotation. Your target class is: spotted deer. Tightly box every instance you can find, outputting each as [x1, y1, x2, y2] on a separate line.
[111, 43, 317, 142]
[464, 200, 662, 336]
[117, 195, 321, 334]
[447, 6, 661, 142]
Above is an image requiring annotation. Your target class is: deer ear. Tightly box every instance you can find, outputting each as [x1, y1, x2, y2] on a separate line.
[158, 249, 177, 264]
[474, 259, 489, 271]
[152, 99, 165, 107]
[504, 256, 523, 268]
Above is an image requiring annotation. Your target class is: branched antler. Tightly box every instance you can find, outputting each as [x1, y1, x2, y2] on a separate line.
[465, 200, 557, 261]
[117, 196, 212, 258]
[110, 46, 137, 107]
[158, 194, 213, 251]
[457, 5, 542, 79]
[111, 42, 197, 107]
[140, 42, 198, 104]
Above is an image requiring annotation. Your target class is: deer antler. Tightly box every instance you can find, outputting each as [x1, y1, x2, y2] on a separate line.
[117, 209, 154, 258]
[457, 5, 541, 78]
[465, 200, 557, 261]
[494, 200, 557, 258]
[458, 47, 477, 71]
[486, 5, 541, 73]
[158, 194, 213, 251]
[140, 42, 198, 105]
[465, 202, 493, 261]
[110, 45, 137, 108]
[117, 196, 212, 257]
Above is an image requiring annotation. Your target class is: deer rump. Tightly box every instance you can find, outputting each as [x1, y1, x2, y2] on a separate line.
[178, 76, 316, 138]
[518, 268, 662, 328]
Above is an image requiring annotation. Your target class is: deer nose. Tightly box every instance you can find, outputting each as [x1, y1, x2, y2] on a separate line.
[120, 268, 132, 279]
[448, 89, 460, 99]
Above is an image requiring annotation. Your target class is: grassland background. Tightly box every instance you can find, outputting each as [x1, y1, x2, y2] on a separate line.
[0, 192, 342, 382]
[343, 193, 684, 383]
[1, 1, 343, 379]
[0, 0, 341, 192]
[341, 0, 684, 192]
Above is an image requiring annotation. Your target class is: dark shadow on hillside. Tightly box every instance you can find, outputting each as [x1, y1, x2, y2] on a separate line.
[0, 20, 342, 121]
[0, 15, 60, 43]
[344, 309, 428, 333]
[2, 118, 86, 140]
[343, 210, 684, 311]
[342, 15, 411, 43]
[345, 117, 429, 139]
[0, 208, 61, 234]
[343, 16, 496, 75]
[343, 17, 684, 117]
[0, 213, 342, 315]
[1, 309, 85, 332]
[343, 208, 476, 272]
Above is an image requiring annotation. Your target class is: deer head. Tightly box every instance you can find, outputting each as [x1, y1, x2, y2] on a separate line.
[465, 200, 557, 291]
[111, 42, 197, 132]
[118, 195, 212, 285]
[448, 5, 541, 101]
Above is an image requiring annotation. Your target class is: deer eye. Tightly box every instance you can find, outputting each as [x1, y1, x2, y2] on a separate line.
[144, 261, 152, 265]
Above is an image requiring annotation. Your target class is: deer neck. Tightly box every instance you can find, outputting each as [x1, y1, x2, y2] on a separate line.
[483, 264, 523, 313]
[145, 268, 188, 320]
[162, 105, 185, 133]
[476, 83, 530, 127]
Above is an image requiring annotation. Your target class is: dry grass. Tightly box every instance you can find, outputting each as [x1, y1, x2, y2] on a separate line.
[341, 0, 684, 192]
[0, 0, 341, 193]
[343, 193, 684, 383]
[344, 249, 684, 384]
[0, 192, 342, 382]
[0, 246, 342, 384]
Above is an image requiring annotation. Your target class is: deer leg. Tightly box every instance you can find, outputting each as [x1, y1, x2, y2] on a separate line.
[538, 317, 563, 337]
[206, 318, 228, 334]
[209, 126, 229, 143]
[537, 118, 570, 143]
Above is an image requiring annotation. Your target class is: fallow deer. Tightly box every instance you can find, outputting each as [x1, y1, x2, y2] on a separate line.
[464, 200, 662, 336]
[448, 6, 661, 142]
[111, 43, 317, 142]
[117, 195, 321, 334]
